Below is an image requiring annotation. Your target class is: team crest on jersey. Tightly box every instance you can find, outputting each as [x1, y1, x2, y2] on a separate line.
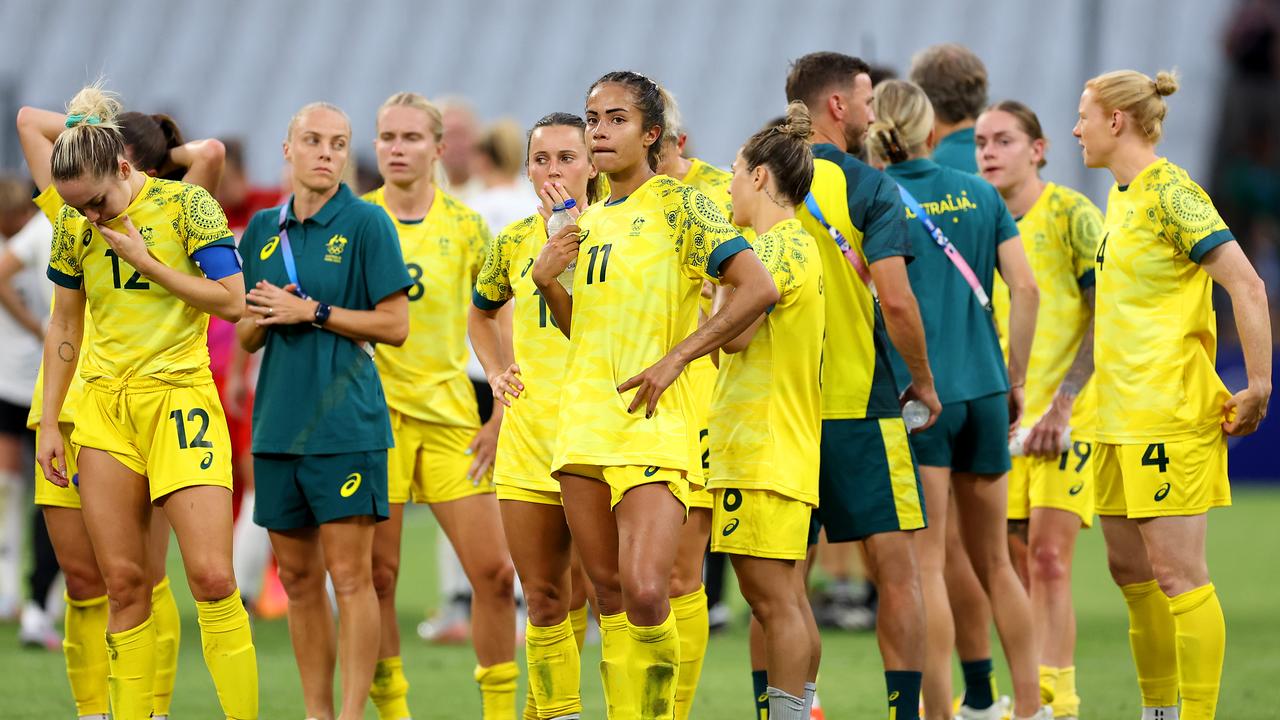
[629, 216, 646, 236]
[325, 234, 349, 263]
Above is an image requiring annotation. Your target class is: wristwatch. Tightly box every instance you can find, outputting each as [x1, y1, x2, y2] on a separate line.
[312, 302, 332, 328]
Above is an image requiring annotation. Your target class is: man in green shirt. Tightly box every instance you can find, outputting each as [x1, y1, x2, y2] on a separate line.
[908, 42, 1016, 718]
[909, 43, 988, 175]
[236, 102, 411, 720]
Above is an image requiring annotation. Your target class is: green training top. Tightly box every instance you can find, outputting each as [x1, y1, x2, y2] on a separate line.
[239, 183, 413, 455]
[883, 158, 1018, 404]
[932, 126, 978, 174]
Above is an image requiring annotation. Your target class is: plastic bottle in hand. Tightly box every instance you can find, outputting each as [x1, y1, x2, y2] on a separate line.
[547, 199, 578, 293]
[903, 399, 930, 431]
[1009, 426, 1073, 456]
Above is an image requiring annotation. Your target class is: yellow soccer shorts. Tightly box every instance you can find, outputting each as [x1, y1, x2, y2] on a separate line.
[388, 410, 491, 504]
[1094, 432, 1230, 519]
[557, 464, 689, 511]
[710, 488, 811, 560]
[1006, 440, 1096, 528]
[495, 484, 562, 507]
[73, 383, 232, 501]
[33, 423, 81, 509]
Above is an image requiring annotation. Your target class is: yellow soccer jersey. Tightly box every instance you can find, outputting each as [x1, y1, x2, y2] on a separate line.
[797, 145, 912, 420]
[366, 187, 491, 428]
[473, 213, 570, 486]
[553, 175, 750, 475]
[708, 219, 823, 505]
[992, 183, 1102, 438]
[1094, 159, 1234, 443]
[42, 178, 234, 386]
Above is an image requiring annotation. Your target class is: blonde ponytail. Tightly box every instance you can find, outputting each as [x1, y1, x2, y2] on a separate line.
[50, 83, 126, 181]
[868, 80, 934, 166]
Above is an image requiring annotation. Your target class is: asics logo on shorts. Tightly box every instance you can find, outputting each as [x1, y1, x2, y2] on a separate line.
[888, 691, 900, 702]
[200, 452, 214, 470]
[340, 472, 362, 498]
[644, 466, 660, 477]
[260, 236, 280, 260]
[1068, 481, 1084, 496]
[721, 518, 740, 536]
[1154, 482, 1171, 502]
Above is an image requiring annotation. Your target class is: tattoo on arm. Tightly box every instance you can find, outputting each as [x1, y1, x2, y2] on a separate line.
[58, 342, 76, 363]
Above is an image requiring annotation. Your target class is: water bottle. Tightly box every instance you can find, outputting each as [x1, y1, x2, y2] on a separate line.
[903, 399, 930, 431]
[547, 199, 578, 293]
[1009, 426, 1073, 456]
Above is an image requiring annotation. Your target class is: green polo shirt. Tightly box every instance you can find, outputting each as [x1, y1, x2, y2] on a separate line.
[883, 158, 1018, 404]
[798, 143, 914, 420]
[931, 126, 978, 174]
[239, 183, 413, 455]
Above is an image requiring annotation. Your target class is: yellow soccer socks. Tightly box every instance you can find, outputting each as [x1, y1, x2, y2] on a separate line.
[195, 589, 259, 719]
[475, 660, 519, 719]
[63, 592, 110, 717]
[150, 576, 181, 718]
[371, 655, 412, 719]
[1038, 665, 1058, 707]
[671, 587, 708, 720]
[106, 615, 157, 720]
[569, 603, 589, 651]
[1121, 580, 1179, 710]
[1170, 583, 1225, 720]
[627, 611, 680, 720]
[599, 612, 635, 719]
[526, 615, 582, 719]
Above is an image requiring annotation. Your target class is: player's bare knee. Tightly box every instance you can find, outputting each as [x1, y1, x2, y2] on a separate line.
[102, 563, 150, 612]
[371, 561, 399, 600]
[523, 580, 569, 626]
[277, 561, 326, 599]
[62, 560, 107, 600]
[621, 576, 669, 622]
[472, 557, 516, 602]
[187, 565, 237, 602]
[1029, 540, 1068, 584]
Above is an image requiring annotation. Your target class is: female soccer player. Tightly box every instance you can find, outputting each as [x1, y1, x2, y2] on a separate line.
[531, 70, 778, 720]
[976, 100, 1103, 720]
[236, 101, 410, 720]
[18, 99, 235, 720]
[33, 84, 256, 720]
[472, 111, 601, 720]
[1074, 70, 1270, 720]
[709, 101, 824, 720]
[868, 79, 1045, 720]
[362, 91, 518, 720]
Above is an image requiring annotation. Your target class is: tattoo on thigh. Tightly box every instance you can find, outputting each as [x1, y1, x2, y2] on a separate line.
[58, 342, 76, 362]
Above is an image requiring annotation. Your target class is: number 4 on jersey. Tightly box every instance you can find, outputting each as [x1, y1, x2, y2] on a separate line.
[1095, 232, 1108, 271]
